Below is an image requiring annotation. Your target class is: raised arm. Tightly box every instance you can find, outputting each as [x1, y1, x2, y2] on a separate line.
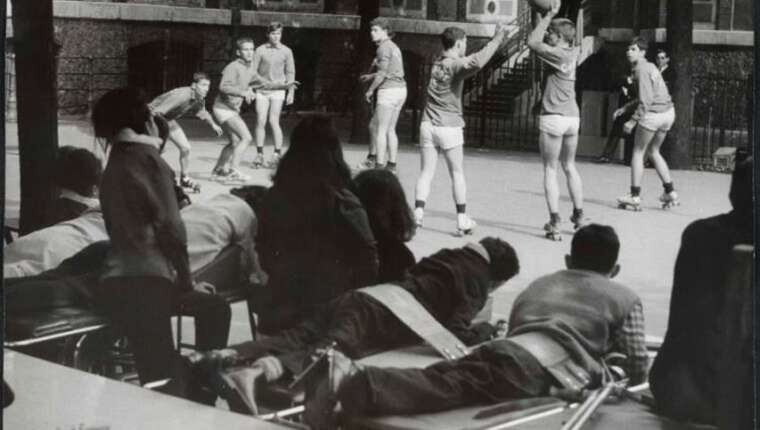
[459, 22, 509, 78]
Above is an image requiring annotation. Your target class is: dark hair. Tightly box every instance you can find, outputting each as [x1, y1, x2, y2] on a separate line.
[54, 146, 102, 197]
[441, 27, 466, 50]
[267, 21, 284, 34]
[629, 36, 648, 52]
[656, 49, 668, 58]
[729, 153, 753, 214]
[549, 18, 576, 44]
[479, 237, 520, 282]
[353, 169, 415, 243]
[370, 17, 394, 37]
[272, 115, 352, 191]
[192, 71, 210, 83]
[230, 185, 270, 214]
[571, 224, 620, 274]
[92, 87, 152, 141]
[236, 37, 254, 50]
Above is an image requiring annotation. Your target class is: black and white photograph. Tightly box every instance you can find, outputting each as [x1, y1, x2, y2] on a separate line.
[1, 0, 756, 428]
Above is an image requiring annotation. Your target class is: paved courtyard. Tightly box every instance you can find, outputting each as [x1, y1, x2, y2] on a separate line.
[5, 116, 734, 342]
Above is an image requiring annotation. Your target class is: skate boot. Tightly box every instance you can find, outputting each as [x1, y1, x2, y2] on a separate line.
[544, 219, 562, 241]
[617, 194, 642, 211]
[456, 214, 477, 237]
[355, 157, 376, 171]
[266, 152, 281, 169]
[180, 175, 201, 193]
[659, 191, 680, 209]
[251, 153, 265, 169]
[224, 168, 251, 184]
[385, 164, 398, 175]
[413, 207, 424, 228]
[569, 210, 589, 230]
[211, 167, 231, 182]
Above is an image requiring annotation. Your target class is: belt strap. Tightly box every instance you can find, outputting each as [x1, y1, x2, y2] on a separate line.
[358, 284, 469, 360]
[508, 332, 591, 391]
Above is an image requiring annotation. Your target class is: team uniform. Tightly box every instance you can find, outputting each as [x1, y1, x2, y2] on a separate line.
[628, 61, 675, 133]
[213, 59, 260, 124]
[252, 42, 295, 102]
[535, 45, 580, 137]
[373, 39, 407, 109]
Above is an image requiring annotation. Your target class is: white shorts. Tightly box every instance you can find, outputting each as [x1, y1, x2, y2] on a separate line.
[638, 107, 675, 132]
[257, 89, 286, 101]
[538, 115, 580, 137]
[376, 87, 407, 109]
[419, 121, 464, 150]
[213, 106, 239, 124]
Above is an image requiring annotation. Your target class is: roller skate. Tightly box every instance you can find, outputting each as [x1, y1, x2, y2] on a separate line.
[413, 207, 424, 228]
[223, 168, 251, 185]
[211, 167, 231, 182]
[569, 210, 589, 230]
[179, 175, 201, 194]
[385, 164, 398, 175]
[355, 157, 376, 171]
[251, 153, 265, 169]
[659, 191, 680, 209]
[617, 194, 642, 211]
[455, 214, 476, 237]
[544, 219, 562, 241]
[266, 152, 281, 169]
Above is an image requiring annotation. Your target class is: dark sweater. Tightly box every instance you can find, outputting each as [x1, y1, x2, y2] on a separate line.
[255, 185, 379, 334]
[376, 240, 415, 283]
[509, 269, 640, 380]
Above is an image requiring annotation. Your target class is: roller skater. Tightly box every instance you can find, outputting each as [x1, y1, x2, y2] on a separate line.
[616, 36, 679, 211]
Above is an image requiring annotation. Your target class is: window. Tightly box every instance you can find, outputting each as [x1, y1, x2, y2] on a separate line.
[693, 0, 716, 29]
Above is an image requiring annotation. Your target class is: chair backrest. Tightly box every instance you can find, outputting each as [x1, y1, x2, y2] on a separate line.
[717, 244, 753, 430]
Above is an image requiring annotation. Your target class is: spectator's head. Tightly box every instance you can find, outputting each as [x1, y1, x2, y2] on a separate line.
[353, 169, 415, 243]
[547, 18, 575, 47]
[370, 17, 393, 42]
[54, 147, 102, 197]
[729, 152, 753, 216]
[626, 37, 648, 65]
[267, 22, 284, 45]
[567, 224, 621, 276]
[92, 87, 169, 148]
[441, 27, 467, 56]
[231, 185, 270, 214]
[236, 37, 255, 62]
[272, 115, 351, 191]
[655, 49, 670, 70]
[191, 72, 211, 99]
[479, 237, 520, 289]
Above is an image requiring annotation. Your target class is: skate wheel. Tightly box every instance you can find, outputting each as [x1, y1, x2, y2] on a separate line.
[545, 233, 562, 241]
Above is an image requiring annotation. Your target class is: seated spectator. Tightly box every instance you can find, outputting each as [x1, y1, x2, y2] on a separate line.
[303, 224, 647, 427]
[255, 115, 378, 335]
[4, 193, 259, 280]
[353, 169, 416, 283]
[4, 209, 108, 278]
[649, 154, 753, 425]
[48, 146, 103, 226]
[188, 237, 519, 412]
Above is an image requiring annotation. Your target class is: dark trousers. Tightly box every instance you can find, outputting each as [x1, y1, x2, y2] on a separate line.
[179, 291, 231, 351]
[97, 276, 179, 385]
[338, 340, 552, 416]
[601, 113, 635, 164]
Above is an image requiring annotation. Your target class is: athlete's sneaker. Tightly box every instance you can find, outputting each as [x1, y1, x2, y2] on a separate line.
[413, 207, 424, 228]
[355, 157, 376, 170]
[659, 190, 680, 209]
[456, 214, 476, 236]
[617, 194, 642, 211]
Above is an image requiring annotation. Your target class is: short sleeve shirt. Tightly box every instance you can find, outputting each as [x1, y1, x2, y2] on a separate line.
[374, 39, 406, 90]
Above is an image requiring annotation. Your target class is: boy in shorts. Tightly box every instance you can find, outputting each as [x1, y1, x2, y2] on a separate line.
[528, 0, 587, 240]
[413, 22, 509, 236]
[211, 37, 298, 182]
[149, 72, 223, 191]
[616, 37, 679, 210]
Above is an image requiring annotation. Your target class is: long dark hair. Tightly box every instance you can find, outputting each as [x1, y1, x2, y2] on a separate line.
[272, 115, 352, 191]
[353, 169, 415, 243]
[92, 87, 168, 151]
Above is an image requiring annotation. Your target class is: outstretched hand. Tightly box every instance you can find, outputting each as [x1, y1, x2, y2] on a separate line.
[548, 0, 561, 17]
